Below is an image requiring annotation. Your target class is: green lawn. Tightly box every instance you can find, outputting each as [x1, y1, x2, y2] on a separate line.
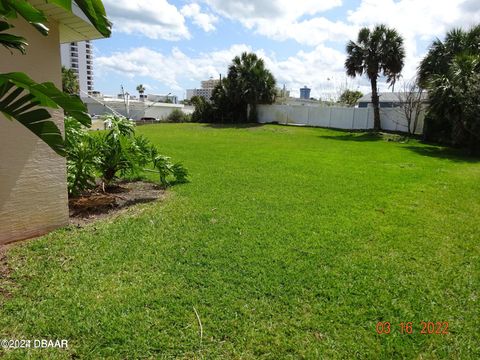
[1, 123, 479, 359]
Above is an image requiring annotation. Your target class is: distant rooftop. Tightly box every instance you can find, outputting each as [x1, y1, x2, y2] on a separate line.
[358, 92, 429, 103]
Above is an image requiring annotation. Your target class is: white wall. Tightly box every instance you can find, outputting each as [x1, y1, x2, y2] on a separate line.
[257, 105, 424, 134]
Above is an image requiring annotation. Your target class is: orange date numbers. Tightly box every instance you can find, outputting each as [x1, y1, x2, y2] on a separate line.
[376, 321, 449, 335]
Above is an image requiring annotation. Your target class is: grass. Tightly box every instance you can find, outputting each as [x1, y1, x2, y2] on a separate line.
[1, 123, 479, 359]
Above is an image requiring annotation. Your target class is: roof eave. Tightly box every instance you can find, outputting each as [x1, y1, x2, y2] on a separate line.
[29, 0, 105, 43]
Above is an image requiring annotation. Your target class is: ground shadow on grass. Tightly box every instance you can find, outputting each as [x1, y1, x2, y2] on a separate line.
[318, 132, 383, 142]
[204, 123, 264, 130]
[405, 144, 480, 163]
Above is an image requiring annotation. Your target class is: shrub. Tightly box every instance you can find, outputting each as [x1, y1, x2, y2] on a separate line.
[65, 117, 98, 196]
[152, 155, 189, 187]
[65, 115, 189, 194]
[166, 109, 189, 123]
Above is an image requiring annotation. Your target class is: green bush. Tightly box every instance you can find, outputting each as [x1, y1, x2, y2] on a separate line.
[166, 109, 189, 123]
[65, 115, 188, 195]
[152, 155, 189, 187]
[65, 117, 98, 196]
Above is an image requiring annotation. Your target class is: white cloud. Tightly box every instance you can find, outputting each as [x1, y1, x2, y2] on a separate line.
[96, 0, 480, 98]
[103, 0, 190, 40]
[96, 44, 369, 99]
[347, 0, 480, 81]
[204, 0, 341, 22]
[181, 3, 218, 32]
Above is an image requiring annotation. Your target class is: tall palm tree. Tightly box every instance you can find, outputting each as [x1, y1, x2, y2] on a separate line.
[345, 25, 405, 131]
[136, 84, 146, 100]
[227, 52, 276, 122]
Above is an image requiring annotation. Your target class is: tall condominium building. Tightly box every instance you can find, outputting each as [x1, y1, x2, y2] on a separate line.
[61, 40, 94, 96]
[186, 78, 221, 101]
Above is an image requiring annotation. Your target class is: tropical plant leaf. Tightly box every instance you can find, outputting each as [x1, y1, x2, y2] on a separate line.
[0, 73, 92, 156]
[0, 81, 65, 156]
[70, 0, 111, 37]
[0, 72, 91, 127]
[0, 21, 28, 53]
[0, 0, 49, 35]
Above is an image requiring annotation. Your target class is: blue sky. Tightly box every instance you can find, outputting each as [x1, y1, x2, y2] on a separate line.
[93, 0, 480, 100]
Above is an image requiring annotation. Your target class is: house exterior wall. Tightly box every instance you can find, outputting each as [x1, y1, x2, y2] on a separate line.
[0, 17, 69, 244]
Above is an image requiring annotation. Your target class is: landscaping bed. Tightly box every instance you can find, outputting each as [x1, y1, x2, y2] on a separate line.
[69, 181, 166, 227]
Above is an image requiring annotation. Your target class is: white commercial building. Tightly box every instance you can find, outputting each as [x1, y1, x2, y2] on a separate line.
[186, 78, 221, 101]
[83, 97, 193, 123]
[61, 40, 94, 95]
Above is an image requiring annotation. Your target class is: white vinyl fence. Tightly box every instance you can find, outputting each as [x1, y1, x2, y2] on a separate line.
[257, 105, 425, 134]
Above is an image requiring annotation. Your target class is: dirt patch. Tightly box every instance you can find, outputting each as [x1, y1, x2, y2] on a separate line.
[69, 181, 166, 227]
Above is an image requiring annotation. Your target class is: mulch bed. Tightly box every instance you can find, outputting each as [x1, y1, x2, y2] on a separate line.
[69, 181, 166, 227]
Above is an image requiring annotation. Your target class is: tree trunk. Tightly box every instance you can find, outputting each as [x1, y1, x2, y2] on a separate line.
[248, 103, 258, 123]
[371, 77, 381, 131]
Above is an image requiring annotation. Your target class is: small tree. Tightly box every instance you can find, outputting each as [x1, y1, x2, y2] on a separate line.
[397, 79, 425, 135]
[62, 66, 80, 95]
[338, 90, 363, 107]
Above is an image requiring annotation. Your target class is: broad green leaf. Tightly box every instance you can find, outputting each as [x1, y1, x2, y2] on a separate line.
[72, 0, 111, 37]
[0, 72, 91, 128]
[0, 32, 28, 53]
[0, 80, 65, 156]
[0, 0, 49, 35]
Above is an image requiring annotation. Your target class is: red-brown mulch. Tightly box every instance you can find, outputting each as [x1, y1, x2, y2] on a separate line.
[69, 181, 166, 227]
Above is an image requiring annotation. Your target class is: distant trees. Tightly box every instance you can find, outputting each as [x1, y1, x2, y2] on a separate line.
[396, 79, 425, 135]
[191, 52, 276, 123]
[62, 66, 80, 95]
[136, 84, 146, 99]
[338, 89, 363, 107]
[345, 25, 405, 131]
[418, 26, 480, 153]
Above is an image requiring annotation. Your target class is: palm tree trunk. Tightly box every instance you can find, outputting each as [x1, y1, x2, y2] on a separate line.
[248, 103, 258, 123]
[371, 77, 381, 131]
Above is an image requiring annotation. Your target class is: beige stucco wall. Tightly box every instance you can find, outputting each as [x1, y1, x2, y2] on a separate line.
[0, 17, 68, 244]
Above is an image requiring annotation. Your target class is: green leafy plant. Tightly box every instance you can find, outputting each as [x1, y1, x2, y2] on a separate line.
[65, 117, 98, 195]
[0, 0, 111, 156]
[152, 155, 188, 187]
[62, 66, 80, 95]
[166, 109, 189, 123]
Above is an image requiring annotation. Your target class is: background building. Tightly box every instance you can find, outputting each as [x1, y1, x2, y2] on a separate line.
[357, 92, 429, 108]
[61, 40, 94, 96]
[186, 78, 221, 101]
[147, 94, 178, 104]
[300, 86, 311, 100]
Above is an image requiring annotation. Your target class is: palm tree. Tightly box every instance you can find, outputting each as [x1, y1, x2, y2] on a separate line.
[136, 84, 146, 100]
[418, 26, 480, 87]
[62, 66, 80, 95]
[227, 52, 276, 122]
[418, 26, 480, 151]
[345, 25, 405, 131]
